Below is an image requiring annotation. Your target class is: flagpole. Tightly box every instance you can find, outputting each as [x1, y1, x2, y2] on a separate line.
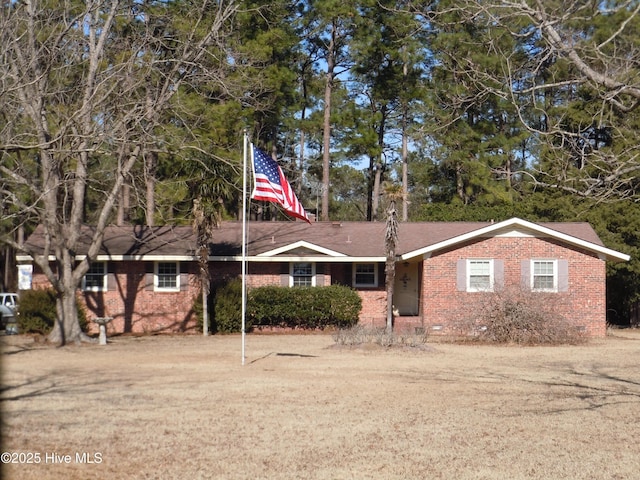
[241, 130, 248, 365]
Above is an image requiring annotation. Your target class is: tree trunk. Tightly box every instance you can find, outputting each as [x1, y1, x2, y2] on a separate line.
[384, 195, 399, 332]
[48, 278, 92, 345]
[146, 150, 157, 227]
[371, 108, 387, 222]
[371, 160, 383, 221]
[298, 84, 308, 198]
[401, 55, 409, 222]
[202, 276, 209, 336]
[366, 156, 374, 221]
[3, 0, 239, 347]
[117, 183, 130, 226]
[321, 21, 337, 222]
[401, 99, 409, 221]
[456, 163, 467, 204]
[298, 130, 305, 198]
[385, 257, 395, 332]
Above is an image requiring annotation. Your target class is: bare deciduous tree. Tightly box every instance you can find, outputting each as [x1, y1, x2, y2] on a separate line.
[0, 0, 239, 344]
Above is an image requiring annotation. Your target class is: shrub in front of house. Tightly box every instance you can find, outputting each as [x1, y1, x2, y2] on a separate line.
[249, 285, 361, 330]
[333, 324, 429, 348]
[452, 286, 586, 345]
[204, 281, 361, 333]
[212, 278, 247, 334]
[18, 288, 88, 334]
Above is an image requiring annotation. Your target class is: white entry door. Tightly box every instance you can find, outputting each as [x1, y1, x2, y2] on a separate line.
[393, 262, 419, 315]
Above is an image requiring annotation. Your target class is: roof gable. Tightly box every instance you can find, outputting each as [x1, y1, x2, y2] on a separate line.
[208, 221, 386, 259]
[257, 241, 347, 257]
[400, 217, 630, 262]
[19, 218, 630, 263]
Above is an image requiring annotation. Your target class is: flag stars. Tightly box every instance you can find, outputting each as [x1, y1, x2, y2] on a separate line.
[251, 144, 310, 223]
[253, 149, 280, 184]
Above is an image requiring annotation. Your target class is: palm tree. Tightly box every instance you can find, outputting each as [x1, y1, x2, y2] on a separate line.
[384, 183, 403, 332]
[190, 156, 235, 335]
[193, 198, 218, 336]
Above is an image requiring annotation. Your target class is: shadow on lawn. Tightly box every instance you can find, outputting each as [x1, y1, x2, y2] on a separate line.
[1, 344, 35, 356]
[275, 352, 318, 358]
[249, 352, 318, 364]
[540, 367, 640, 413]
[0, 371, 121, 403]
[486, 366, 640, 414]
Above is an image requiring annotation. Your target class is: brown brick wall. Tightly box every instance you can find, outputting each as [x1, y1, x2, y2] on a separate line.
[421, 236, 607, 337]
[356, 289, 387, 328]
[32, 261, 200, 335]
[210, 261, 388, 327]
[27, 238, 607, 337]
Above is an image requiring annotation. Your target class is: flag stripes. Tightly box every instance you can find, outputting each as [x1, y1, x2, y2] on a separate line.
[251, 144, 310, 223]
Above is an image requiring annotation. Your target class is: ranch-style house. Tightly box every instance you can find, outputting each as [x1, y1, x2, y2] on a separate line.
[18, 217, 630, 337]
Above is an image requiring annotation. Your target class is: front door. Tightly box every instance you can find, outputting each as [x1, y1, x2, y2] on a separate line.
[393, 261, 419, 315]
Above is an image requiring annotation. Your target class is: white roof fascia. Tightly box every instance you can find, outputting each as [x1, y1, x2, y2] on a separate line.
[19, 253, 383, 263]
[17, 254, 197, 262]
[508, 219, 629, 261]
[256, 240, 347, 258]
[93, 255, 196, 261]
[401, 217, 630, 262]
[210, 256, 384, 263]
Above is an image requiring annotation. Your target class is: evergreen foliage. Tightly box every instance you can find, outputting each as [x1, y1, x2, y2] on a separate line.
[249, 285, 362, 330]
[212, 278, 246, 334]
[18, 289, 88, 335]
[201, 280, 362, 333]
[2, 0, 639, 327]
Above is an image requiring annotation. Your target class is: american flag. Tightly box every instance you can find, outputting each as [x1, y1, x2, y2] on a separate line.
[251, 145, 310, 223]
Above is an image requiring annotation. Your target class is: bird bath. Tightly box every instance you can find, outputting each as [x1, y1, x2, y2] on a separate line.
[93, 317, 113, 345]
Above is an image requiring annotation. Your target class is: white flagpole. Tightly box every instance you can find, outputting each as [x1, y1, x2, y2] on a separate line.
[241, 130, 248, 365]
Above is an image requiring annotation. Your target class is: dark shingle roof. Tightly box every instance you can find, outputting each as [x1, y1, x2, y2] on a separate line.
[210, 220, 606, 257]
[21, 218, 626, 261]
[24, 224, 197, 258]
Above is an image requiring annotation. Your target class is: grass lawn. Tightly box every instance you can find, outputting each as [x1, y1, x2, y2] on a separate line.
[2, 329, 640, 479]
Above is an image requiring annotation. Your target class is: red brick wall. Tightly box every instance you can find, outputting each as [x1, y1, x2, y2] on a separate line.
[247, 263, 282, 288]
[31, 261, 200, 335]
[356, 289, 387, 328]
[421, 236, 607, 337]
[211, 261, 388, 327]
[27, 238, 607, 337]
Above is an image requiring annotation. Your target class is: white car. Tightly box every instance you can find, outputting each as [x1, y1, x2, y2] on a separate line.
[0, 293, 19, 334]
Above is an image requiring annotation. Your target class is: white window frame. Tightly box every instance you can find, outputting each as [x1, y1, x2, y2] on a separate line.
[155, 262, 180, 292]
[531, 259, 558, 292]
[467, 259, 494, 292]
[82, 262, 107, 292]
[290, 262, 315, 287]
[353, 263, 378, 287]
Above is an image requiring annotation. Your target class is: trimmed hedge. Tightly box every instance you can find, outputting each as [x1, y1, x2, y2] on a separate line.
[199, 281, 362, 333]
[213, 278, 245, 334]
[248, 285, 361, 330]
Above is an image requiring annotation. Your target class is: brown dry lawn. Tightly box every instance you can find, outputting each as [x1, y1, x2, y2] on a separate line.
[1, 330, 640, 480]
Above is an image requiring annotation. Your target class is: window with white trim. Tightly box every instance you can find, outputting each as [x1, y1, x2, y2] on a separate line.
[82, 262, 107, 292]
[532, 260, 557, 292]
[155, 262, 180, 291]
[291, 262, 314, 287]
[467, 259, 493, 292]
[353, 263, 378, 287]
